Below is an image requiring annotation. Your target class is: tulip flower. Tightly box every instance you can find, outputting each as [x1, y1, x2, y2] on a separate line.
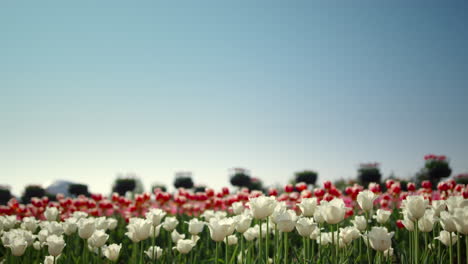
[162, 217, 179, 232]
[357, 190, 377, 212]
[297, 198, 317, 217]
[7, 237, 28, 256]
[171, 229, 185, 243]
[207, 217, 235, 242]
[187, 218, 205, 235]
[274, 209, 297, 232]
[224, 235, 238, 245]
[436, 230, 457, 246]
[374, 209, 391, 224]
[78, 218, 96, 239]
[103, 243, 121, 262]
[321, 198, 346, 225]
[231, 202, 245, 215]
[352, 215, 367, 232]
[418, 210, 435, 233]
[364, 227, 394, 252]
[88, 230, 109, 248]
[145, 208, 167, 227]
[403, 195, 428, 221]
[44, 207, 59, 222]
[296, 217, 316, 237]
[145, 246, 163, 260]
[174, 239, 196, 254]
[46, 235, 66, 257]
[248, 196, 277, 220]
[235, 214, 252, 233]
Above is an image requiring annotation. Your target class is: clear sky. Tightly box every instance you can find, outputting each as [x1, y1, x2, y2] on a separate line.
[1, 0, 467, 196]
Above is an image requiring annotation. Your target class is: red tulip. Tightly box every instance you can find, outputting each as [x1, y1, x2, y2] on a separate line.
[284, 184, 294, 193]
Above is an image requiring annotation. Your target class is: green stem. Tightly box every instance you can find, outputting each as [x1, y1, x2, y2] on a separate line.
[465, 235, 468, 264]
[215, 242, 218, 264]
[284, 232, 288, 264]
[152, 227, 156, 264]
[240, 235, 244, 264]
[366, 212, 371, 264]
[303, 236, 306, 264]
[437, 223, 441, 261]
[450, 232, 453, 264]
[331, 224, 335, 262]
[457, 232, 461, 264]
[275, 227, 279, 264]
[266, 219, 269, 263]
[225, 237, 228, 264]
[336, 224, 340, 262]
[259, 220, 263, 263]
[415, 220, 418, 263]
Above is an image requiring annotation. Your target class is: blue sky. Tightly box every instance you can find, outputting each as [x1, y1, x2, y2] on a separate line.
[1, 0, 467, 195]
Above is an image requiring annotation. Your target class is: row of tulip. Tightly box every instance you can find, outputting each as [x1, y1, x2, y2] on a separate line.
[1, 179, 467, 263]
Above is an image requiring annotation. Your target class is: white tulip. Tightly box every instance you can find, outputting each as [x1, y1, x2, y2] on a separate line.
[295, 217, 316, 237]
[321, 199, 346, 225]
[248, 196, 277, 220]
[431, 200, 446, 217]
[38, 229, 49, 243]
[171, 229, 185, 243]
[45, 221, 64, 236]
[352, 215, 367, 232]
[445, 196, 467, 213]
[232, 202, 245, 215]
[402, 213, 414, 231]
[243, 227, 258, 241]
[21, 217, 39, 233]
[270, 202, 288, 224]
[126, 218, 151, 242]
[63, 218, 78, 235]
[207, 217, 235, 242]
[364, 227, 394, 252]
[298, 198, 317, 217]
[309, 228, 321, 240]
[440, 211, 457, 232]
[88, 230, 109, 248]
[403, 196, 428, 221]
[374, 209, 391, 224]
[275, 209, 297, 232]
[44, 207, 59, 222]
[235, 214, 252, 233]
[357, 190, 377, 212]
[436, 230, 457, 246]
[340, 226, 360, 245]
[146, 208, 167, 227]
[175, 239, 196, 254]
[313, 207, 325, 224]
[318, 232, 332, 246]
[107, 218, 118, 230]
[187, 218, 205, 235]
[162, 217, 179, 232]
[78, 218, 96, 239]
[453, 207, 468, 235]
[224, 235, 238, 245]
[418, 210, 435, 233]
[7, 237, 28, 256]
[46, 235, 66, 257]
[103, 243, 121, 262]
[145, 246, 163, 260]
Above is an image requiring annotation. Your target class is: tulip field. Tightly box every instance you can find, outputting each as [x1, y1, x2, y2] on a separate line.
[1, 179, 468, 264]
